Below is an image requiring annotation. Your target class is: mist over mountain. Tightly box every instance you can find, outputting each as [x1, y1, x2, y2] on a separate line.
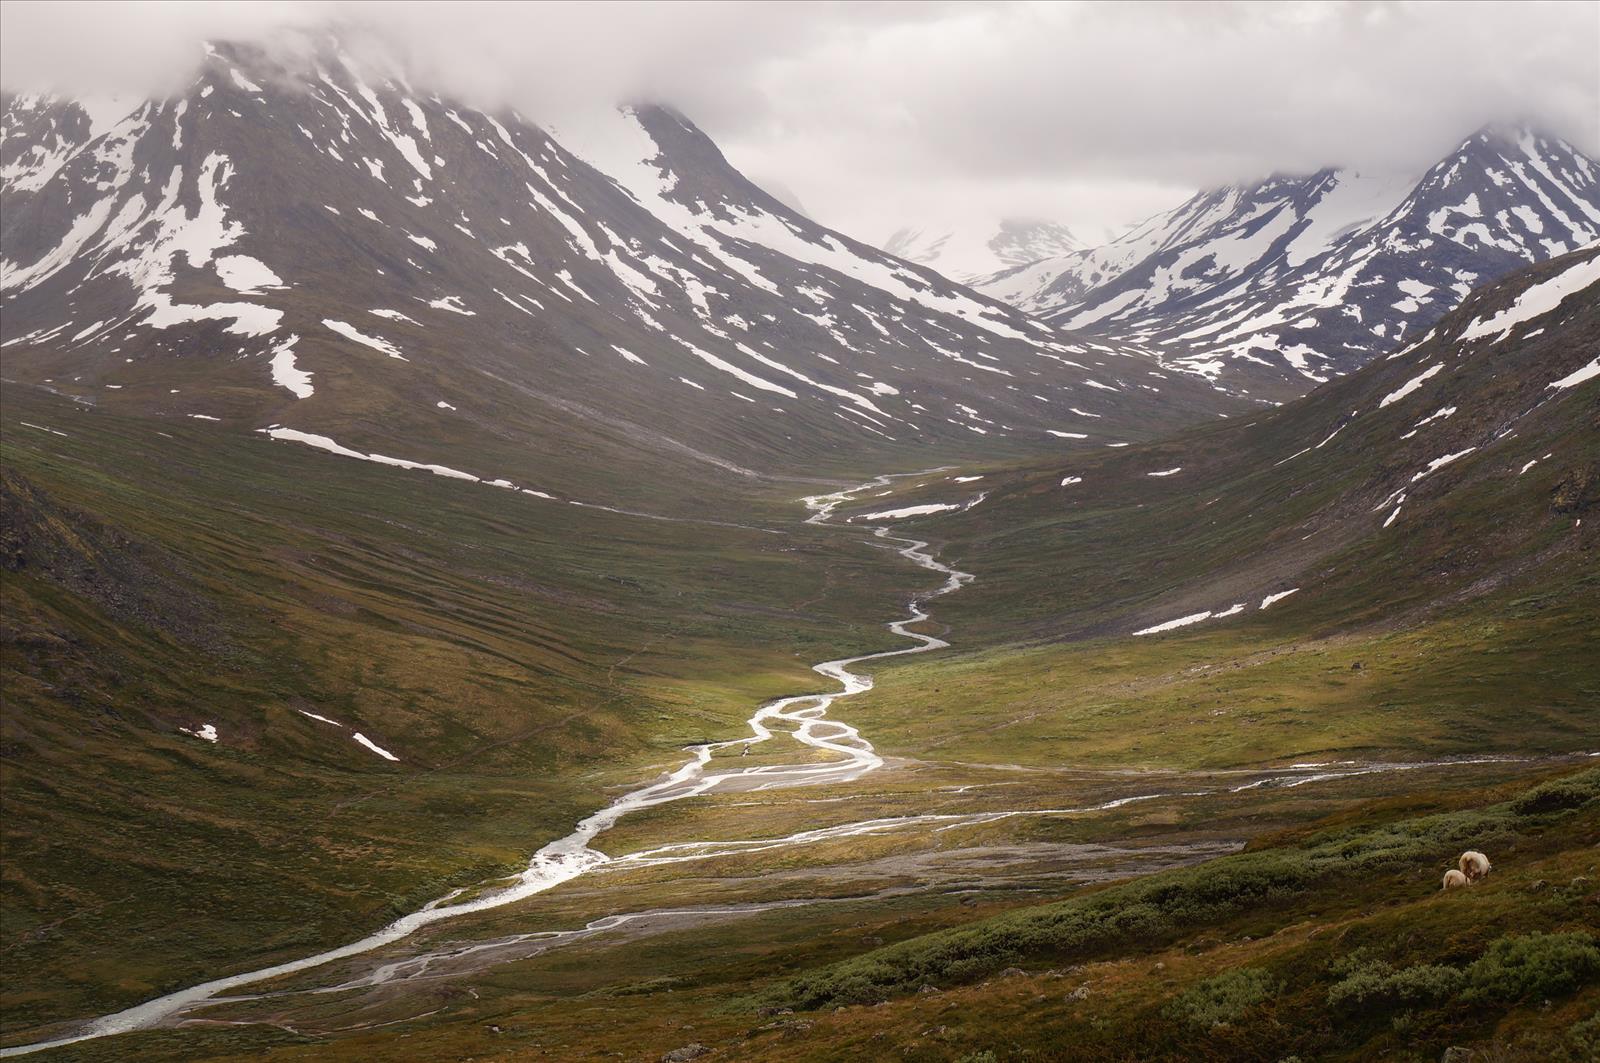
[2, 40, 1233, 512]
[3, 2, 1596, 244]
[883, 218, 1087, 285]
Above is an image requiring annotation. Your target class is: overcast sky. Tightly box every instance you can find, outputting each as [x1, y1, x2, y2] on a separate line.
[3, 1, 1596, 246]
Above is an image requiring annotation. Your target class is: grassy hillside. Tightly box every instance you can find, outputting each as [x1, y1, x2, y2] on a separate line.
[811, 251, 1598, 770]
[751, 767, 1600, 1062]
[0, 381, 923, 1039]
[1, 255, 1592, 1060]
[45, 766, 1597, 1063]
[833, 250, 1598, 645]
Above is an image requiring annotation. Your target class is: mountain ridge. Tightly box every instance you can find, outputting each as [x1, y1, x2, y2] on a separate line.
[2, 42, 1235, 515]
[974, 127, 1600, 398]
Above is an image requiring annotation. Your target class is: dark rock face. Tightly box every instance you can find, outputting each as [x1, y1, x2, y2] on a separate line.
[0, 470, 222, 650]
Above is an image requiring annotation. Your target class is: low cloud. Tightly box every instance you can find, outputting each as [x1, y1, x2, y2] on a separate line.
[3, 1, 1594, 241]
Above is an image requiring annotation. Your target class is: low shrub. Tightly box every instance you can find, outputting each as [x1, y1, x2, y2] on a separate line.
[1327, 960, 1464, 1011]
[772, 769, 1600, 1010]
[1324, 932, 1600, 1018]
[1166, 967, 1281, 1028]
[1511, 775, 1600, 815]
[1461, 932, 1600, 1005]
[1561, 1010, 1600, 1062]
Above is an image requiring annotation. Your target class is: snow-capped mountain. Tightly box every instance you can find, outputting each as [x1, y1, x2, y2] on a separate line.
[882, 218, 1087, 284]
[901, 243, 1599, 646]
[0, 43, 1234, 499]
[977, 168, 1417, 319]
[976, 130, 1600, 398]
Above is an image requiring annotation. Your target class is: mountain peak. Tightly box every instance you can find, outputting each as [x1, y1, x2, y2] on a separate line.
[974, 126, 1600, 397]
[1, 68, 1231, 498]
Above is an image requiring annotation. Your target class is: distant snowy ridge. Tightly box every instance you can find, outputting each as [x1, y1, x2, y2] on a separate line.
[883, 218, 1086, 284]
[975, 129, 1600, 397]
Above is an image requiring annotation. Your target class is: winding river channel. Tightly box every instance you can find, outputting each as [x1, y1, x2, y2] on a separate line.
[3, 472, 976, 1056]
[6, 473, 1569, 1056]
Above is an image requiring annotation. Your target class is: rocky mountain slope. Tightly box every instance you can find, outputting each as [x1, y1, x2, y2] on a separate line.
[850, 245, 1599, 647]
[977, 130, 1600, 399]
[1, 43, 1231, 514]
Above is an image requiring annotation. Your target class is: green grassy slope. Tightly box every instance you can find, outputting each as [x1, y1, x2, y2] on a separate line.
[0, 381, 919, 1038]
[1, 253, 1592, 1061]
[839, 249, 1598, 645]
[58, 767, 1596, 1063]
[747, 768, 1600, 1063]
[810, 249, 1598, 775]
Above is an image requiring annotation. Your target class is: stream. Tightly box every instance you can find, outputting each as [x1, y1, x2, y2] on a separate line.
[6, 472, 1571, 1055]
[2, 472, 975, 1056]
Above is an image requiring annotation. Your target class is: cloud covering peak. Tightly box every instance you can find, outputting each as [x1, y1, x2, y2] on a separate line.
[3, 0, 1594, 243]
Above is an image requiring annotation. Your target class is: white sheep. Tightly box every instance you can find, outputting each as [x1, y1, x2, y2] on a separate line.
[1459, 850, 1491, 883]
[1441, 869, 1469, 890]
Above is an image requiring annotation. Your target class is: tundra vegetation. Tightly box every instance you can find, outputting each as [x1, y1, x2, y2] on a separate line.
[2, 249, 1597, 1060]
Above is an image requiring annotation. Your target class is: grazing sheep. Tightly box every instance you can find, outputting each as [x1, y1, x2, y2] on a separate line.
[1442, 869, 1469, 890]
[1459, 850, 1492, 882]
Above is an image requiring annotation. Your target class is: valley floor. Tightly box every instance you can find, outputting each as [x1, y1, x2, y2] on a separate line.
[3, 382, 1596, 1062]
